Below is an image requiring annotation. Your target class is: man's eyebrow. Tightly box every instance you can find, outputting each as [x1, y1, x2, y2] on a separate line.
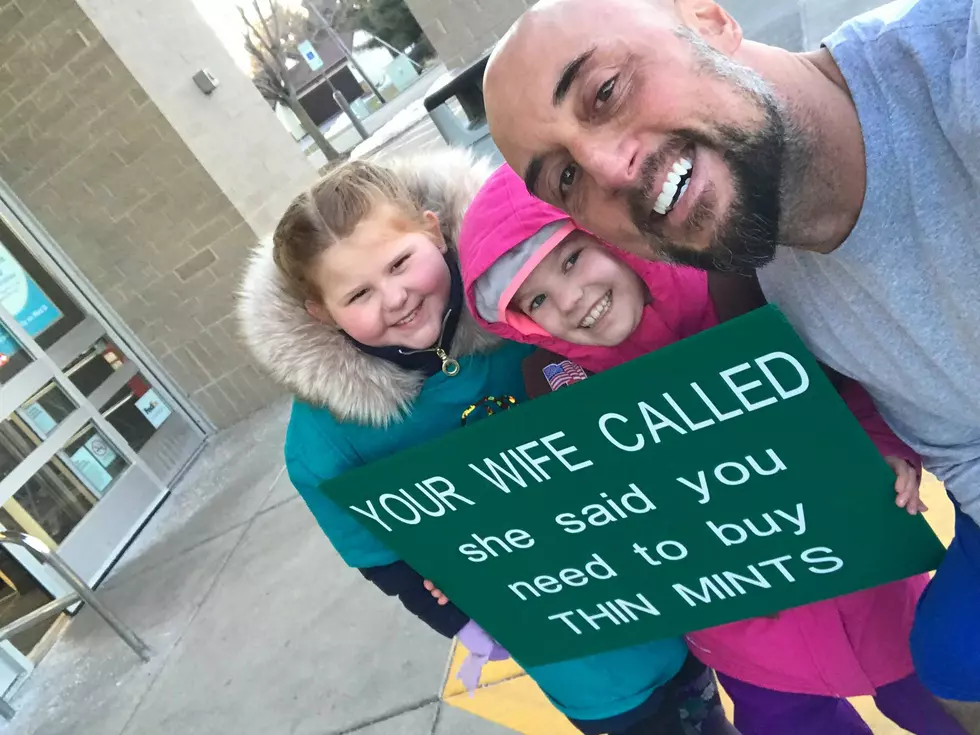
[524, 156, 544, 195]
[524, 49, 596, 196]
[553, 48, 596, 106]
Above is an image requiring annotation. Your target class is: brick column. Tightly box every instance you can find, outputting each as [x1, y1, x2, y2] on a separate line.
[403, 0, 892, 70]
[404, 0, 536, 69]
[0, 0, 307, 428]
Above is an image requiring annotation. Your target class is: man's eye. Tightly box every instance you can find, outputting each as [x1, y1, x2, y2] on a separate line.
[529, 294, 546, 312]
[558, 164, 578, 201]
[596, 76, 617, 108]
[562, 250, 581, 273]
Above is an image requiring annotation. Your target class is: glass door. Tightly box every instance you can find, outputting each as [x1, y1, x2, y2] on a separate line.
[0, 193, 208, 606]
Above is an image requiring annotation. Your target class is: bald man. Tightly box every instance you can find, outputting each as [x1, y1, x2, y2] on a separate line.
[485, 0, 980, 731]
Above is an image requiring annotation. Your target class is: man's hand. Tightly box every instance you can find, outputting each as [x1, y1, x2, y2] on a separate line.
[424, 579, 449, 605]
[886, 455, 928, 515]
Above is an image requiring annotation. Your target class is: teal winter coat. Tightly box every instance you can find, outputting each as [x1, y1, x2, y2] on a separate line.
[285, 341, 532, 569]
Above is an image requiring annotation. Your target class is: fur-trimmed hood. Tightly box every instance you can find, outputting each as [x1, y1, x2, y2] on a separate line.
[238, 149, 501, 427]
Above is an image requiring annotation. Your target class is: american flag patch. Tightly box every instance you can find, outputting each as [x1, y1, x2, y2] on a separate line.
[542, 360, 588, 391]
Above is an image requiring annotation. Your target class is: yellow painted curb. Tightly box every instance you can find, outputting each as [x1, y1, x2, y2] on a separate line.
[444, 640, 576, 733]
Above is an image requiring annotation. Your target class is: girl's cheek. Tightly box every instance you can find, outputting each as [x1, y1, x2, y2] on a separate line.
[608, 267, 639, 302]
[415, 272, 436, 297]
[621, 287, 645, 312]
[361, 313, 384, 341]
[339, 308, 380, 343]
[421, 263, 448, 296]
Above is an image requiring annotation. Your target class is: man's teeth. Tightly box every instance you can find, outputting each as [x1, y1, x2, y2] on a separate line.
[580, 292, 611, 328]
[652, 157, 693, 216]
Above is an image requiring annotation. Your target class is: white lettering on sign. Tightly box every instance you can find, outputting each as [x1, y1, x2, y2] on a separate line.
[469, 432, 593, 492]
[458, 528, 535, 563]
[598, 353, 810, 452]
[554, 484, 657, 534]
[672, 548, 843, 608]
[676, 449, 788, 505]
[508, 553, 617, 601]
[707, 503, 808, 547]
[547, 593, 662, 635]
[348, 476, 474, 532]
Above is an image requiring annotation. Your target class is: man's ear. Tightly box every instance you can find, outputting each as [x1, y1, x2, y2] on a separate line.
[306, 299, 335, 325]
[676, 0, 743, 55]
[423, 210, 448, 253]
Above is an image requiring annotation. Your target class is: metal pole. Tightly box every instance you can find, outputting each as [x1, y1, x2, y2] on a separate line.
[318, 73, 368, 144]
[42, 553, 151, 662]
[0, 531, 151, 662]
[0, 593, 79, 641]
[303, 1, 387, 103]
[333, 90, 368, 140]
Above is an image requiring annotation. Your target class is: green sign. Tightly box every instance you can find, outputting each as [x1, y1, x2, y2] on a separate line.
[320, 307, 945, 667]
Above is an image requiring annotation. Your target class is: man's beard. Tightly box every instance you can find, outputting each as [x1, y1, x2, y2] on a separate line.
[627, 30, 793, 274]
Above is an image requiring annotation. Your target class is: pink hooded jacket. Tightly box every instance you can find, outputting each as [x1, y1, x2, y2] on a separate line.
[458, 164, 929, 697]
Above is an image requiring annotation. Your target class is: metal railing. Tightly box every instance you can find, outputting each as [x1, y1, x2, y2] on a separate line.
[0, 530, 151, 720]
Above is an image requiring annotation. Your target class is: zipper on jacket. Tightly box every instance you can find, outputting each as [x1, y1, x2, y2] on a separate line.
[433, 346, 460, 376]
[399, 309, 460, 377]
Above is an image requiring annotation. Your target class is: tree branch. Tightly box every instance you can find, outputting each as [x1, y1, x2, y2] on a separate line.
[270, 0, 283, 47]
[255, 0, 280, 56]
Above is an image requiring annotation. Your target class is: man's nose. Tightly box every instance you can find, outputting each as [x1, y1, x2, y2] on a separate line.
[574, 134, 639, 191]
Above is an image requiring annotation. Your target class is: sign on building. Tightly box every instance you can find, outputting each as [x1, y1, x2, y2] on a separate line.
[297, 40, 323, 71]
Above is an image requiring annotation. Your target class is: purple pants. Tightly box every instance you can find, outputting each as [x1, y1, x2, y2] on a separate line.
[718, 672, 967, 735]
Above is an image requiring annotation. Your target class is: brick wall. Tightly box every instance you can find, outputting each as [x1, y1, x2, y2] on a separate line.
[76, 0, 317, 239]
[0, 0, 286, 428]
[403, 0, 889, 70]
[403, 0, 535, 69]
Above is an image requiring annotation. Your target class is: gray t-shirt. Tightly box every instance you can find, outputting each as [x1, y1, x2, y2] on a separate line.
[757, 0, 980, 523]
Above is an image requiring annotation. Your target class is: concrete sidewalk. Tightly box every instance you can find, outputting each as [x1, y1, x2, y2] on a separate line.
[0, 399, 511, 735]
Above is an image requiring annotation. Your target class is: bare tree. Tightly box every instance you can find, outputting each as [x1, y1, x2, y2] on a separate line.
[303, 0, 386, 104]
[241, 0, 341, 162]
